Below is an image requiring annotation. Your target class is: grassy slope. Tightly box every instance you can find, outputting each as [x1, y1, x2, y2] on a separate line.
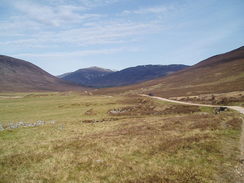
[0, 56, 86, 92]
[95, 47, 244, 97]
[0, 92, 243, 183]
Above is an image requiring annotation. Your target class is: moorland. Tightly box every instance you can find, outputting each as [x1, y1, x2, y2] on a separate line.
[0, 92, 243, 183]
[0, 47, 244, 183]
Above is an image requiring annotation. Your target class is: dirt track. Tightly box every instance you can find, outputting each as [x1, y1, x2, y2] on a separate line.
[140, 94, 244, 114]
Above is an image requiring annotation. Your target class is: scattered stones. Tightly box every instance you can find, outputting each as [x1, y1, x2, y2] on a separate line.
[108, 107, 135, 115]
[0, 123, 4, 131]
[82, 119, 107, 123]
[49, 120, 56, 124]
[108, 108, 126, 115]
[82, 118, 119, 123]
[0, 120, 56, 131]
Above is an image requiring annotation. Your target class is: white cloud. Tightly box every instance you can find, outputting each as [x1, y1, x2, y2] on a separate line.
[14, 47, 140, 58]
[0, 21, 161, 48]
[122, 6, 174, 15]
[0, 0, 164, 57]
[57, 21, 162, 44]
[13, 2, 100, 27]
[77, 0, 120, 8]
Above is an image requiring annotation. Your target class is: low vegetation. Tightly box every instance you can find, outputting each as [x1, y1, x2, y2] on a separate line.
[0, 92, 243, 183]
[170, 91, 244, 106]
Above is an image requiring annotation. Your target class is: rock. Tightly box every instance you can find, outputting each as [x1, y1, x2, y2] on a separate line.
[0, 120, 56, 130]
[8, 122, 17, 129]
[84, 109, 96, 115]
[108, 108, 128, 115]
[0, 123, 4, 131]
[36, 120, 45, 126]
[148, 93, 154, 96]
[240, 159, 244, 164]
[49, 120, 56, 124]
[214, 107, 228, 114]
[109, 109, 120, 114]
[96, 160, 104, 163]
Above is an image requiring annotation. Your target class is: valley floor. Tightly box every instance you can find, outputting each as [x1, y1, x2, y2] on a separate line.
[0, 92, 243, 183]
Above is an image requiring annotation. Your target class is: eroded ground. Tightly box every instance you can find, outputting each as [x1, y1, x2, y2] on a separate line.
[0, 92, 243, 183]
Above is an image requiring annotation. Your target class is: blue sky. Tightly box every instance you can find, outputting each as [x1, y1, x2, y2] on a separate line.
[0, 0, 244, 75]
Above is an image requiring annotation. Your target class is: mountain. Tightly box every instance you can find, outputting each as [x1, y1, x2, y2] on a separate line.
[57, 72, 72, 78]
[58, 66, 114, 87]
[60, 65, 189, 88]
[0, 55, 86, 92]
[95, 46, 244, 97]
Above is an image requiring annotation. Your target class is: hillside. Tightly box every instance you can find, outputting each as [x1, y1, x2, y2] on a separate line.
[0, 55, 86, 92]
[58, 66, 114, 87]
[95, 46, 244, 97]
[60, 65, 188, 88]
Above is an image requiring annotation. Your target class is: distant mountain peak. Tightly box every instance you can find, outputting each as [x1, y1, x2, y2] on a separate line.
[85, 66, 114, 72]
[58, 66, 115, 86]
[59, 64, 189, 88]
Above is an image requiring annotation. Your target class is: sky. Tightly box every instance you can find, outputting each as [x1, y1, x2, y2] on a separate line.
[0, 0, 244, 75]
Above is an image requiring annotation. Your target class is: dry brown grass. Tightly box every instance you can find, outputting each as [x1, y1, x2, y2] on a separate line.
[0, 93, 242, 183]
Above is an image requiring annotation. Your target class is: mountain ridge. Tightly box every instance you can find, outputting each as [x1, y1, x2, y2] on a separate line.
[59, 64, 189, 88]
[95, 46, 244, 96]
[58, 66, 114, 87]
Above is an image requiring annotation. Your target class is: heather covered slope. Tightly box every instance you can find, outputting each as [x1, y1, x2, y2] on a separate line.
[0, 55, 86, 92]
[96, 46, 244, 97]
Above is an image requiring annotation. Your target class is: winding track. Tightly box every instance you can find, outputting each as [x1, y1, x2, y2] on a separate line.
[141, 94, 244, 162]
[140, 94, 244, 114]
